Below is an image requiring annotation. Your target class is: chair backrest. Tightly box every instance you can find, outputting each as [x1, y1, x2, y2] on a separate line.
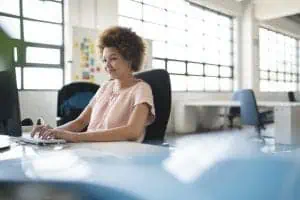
[57, 82, 100, 125]
[234, 89, 260, 126]
[288, 91, 296, 102]
[134, 69, 171, 143]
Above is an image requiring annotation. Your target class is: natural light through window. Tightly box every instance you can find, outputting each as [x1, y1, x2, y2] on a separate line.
[0, 0, 64, 90]
[259, 28, 299, 92]
[118, 0, 234, 91]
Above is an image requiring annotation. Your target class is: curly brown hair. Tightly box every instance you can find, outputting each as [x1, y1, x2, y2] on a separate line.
[98, 26, 146, 72]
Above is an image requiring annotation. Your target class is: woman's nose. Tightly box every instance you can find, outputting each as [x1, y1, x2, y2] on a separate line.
[105, 62, 112, 71]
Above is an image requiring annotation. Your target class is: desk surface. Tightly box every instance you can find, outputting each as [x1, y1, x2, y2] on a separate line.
[1, 133, 300, 200]
[184, 100, 300, 107]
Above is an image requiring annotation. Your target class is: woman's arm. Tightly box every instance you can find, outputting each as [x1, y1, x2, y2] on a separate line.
[56, 105, 93, 132]
[42, 103, 150, 142]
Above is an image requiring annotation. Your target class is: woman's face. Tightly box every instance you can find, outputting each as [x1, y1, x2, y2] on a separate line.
[102, 47, 132, 80]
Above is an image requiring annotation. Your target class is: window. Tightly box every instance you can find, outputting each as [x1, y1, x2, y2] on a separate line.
[259, 28, 299, 92]
[0, 0, 64, 90]
[118, 0, 234, 91]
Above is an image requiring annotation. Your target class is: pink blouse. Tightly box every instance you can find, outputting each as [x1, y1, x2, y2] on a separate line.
[87, 79, 155, 142]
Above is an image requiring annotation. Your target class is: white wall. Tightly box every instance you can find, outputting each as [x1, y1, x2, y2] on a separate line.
[19, 91, 58, 127]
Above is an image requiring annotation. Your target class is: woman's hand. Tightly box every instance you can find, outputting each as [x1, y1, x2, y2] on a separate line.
[42, 129, 79, 142]
[31, 124, 53, 138]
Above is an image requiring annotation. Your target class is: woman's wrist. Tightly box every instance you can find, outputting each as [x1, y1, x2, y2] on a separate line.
[69, 132, 83, 143]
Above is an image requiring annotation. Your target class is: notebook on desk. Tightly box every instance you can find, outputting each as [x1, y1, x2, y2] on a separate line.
[19, 135, 66, 145]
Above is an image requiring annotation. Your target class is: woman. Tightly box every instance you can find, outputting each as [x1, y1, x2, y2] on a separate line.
[31, 26, 155, 142]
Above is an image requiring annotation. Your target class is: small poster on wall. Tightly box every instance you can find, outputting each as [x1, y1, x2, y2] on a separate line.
[72, 26, 109, 84]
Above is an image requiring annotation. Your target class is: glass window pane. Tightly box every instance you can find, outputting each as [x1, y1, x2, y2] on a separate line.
[167, 12, 185, 30]
[0, 16, 20, 39]
[117, 1, 233, 92]
[24, 67, 63, 89]
[23, 0, 62, 23]
[278, 82, 286, 92]
[217, 14, 231, 28]
[167, 28, 187, 46]
[152, 41, 166, 58]
[268, 81, 277, 92]
[278, 73, 284, 81]
[143, 22, 166, 42]
[170, 75, 186, 91]
[188, 5, 204, 19]
[166, 0, 187, 14]
[143, 5, 166, 25]
[0, 0, 20, 15]
[220, 66, 232, 77]
[218, 27, 231, 41]
[167, 61, 185, 74]
[259, 27, 299, 92]
[26, 47, 60, 64]
[205, 49, 219, 65]
[187, 63, 203, 75]
[118, 16, 143, 36]
[220, 78, 232, 91]
[143, 0, 166, 8]
[24, 20, 62, 45]
[260, 80, 269, 92]
[270, 72, 276, 80]
[118, 0, 142, 19]
[14, 47, 18, 62]
[15, 67, 21, 89]
[166, 44, 186, 60]
[292, 74, 297, 82]
[187, 46, 204, 62]
[205, 65, 218, 76]
[219, 54, 232, 66]
[187, 76, 204, 91]
[260, 71, 268, 79]
[152, 59, 165, 69]
[205, 77, 219, 91]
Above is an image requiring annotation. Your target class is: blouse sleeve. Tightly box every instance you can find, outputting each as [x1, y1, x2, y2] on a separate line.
[133, 82, 156, 126]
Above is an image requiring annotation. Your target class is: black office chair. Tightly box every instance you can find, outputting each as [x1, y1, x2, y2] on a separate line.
[135, 69, 171, 145]
[56, 82, 100, 126]
[234, 89, 274, 141]
[288, 91, 296, 102]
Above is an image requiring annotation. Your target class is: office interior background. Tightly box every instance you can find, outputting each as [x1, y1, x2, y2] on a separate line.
[1, 0, 300, 135]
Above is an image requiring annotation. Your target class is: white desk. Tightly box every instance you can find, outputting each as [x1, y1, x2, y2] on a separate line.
[1, 135, 166, 162]
[175, 100, 300, 144]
